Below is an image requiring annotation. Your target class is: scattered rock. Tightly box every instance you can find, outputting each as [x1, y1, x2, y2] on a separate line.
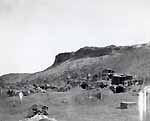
[26, 104, 48, 118]
[19, 114, 57, 121]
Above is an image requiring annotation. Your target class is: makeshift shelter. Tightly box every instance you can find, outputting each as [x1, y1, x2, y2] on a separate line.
[102, 68, 115, 80]
[111, 74, 133, 85]
[116, 85, 125, 93]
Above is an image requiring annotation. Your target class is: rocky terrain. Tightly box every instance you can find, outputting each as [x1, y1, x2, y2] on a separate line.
[1, 43, 150, 121]
[1, 43, 150, 88]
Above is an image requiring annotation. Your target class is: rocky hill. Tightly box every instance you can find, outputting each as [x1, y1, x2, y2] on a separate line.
[1, 43, 150, 87]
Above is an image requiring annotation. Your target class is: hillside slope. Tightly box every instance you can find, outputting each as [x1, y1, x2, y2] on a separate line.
[1, 43, 150, 86]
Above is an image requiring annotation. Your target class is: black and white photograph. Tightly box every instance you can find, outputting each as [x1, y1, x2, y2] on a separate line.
[0, 0, 150, 121]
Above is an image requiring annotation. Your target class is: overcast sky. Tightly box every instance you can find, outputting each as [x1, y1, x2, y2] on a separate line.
[0, 0, 150, 75]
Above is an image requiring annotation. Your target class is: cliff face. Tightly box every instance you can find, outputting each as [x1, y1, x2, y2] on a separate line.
[51, 45, 118, 66]
[52, 52, 74, 66]
[1, 43, 150, 86]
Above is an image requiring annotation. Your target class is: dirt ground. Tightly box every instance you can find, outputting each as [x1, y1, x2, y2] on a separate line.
[0, 88, 141, 121]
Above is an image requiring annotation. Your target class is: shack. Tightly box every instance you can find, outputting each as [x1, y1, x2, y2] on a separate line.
[111, 74, 133, 85]
[102, 68, 115, 80]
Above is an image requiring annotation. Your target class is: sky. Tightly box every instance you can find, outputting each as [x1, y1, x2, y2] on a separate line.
[0, 0, 150, 75]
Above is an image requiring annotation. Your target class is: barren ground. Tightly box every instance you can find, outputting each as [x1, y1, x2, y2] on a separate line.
[0, 88, 141, 121]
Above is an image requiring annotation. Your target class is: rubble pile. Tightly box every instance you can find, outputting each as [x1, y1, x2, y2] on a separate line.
[26, 104, 48, 118]
[19, 114, 57, 121]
